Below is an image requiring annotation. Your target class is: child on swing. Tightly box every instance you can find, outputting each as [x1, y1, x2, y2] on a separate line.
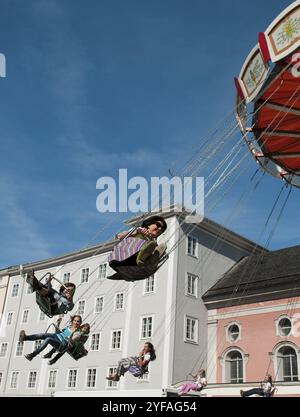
[108, 215, 168, 281]
[19, 315, 82, 361]
[44, 322, 90, 365]
[240, 374, 274, 397]
[26, 270, 76, 315]
[178, 369, 207, 396]
[106, 342, 156, 381]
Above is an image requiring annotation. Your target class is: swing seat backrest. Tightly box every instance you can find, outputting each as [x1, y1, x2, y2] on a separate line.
[67, 342, 88, 360]
[36, 292, 53, 318]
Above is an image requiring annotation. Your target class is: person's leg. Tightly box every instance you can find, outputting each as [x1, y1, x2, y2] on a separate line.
[136, 242, 157, 265]
[179, 382, 199, 395]
[107, 357, 135, 381]
[43, 348, 57, 359]
[24, 334, 62, 360]
[144, 243, 167, 269]
[23, 333, 54, 342]
[242, 388, 264, 397]
[48, 351, 64, 365]
[179, 383, 189, 395]
[26, 271, 44, 293]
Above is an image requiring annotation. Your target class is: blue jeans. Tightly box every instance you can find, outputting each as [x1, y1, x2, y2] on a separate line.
[24, 333, 67, 356]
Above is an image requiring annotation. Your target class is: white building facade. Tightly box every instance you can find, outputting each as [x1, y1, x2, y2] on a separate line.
[0, 211, 263, 396]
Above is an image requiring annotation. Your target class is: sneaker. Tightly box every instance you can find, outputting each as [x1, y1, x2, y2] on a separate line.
[48, 359, 57, 366]
[19, 330, 26, 343]
[25, 353, 35, 361]
[43, 352, 53, 359]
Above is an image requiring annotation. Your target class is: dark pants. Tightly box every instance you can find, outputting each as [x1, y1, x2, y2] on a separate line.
[46, 348, 65, 363]
[242, 388, 267, 397]
[108, 256, 138, 281]
[24, 333, 66, 357]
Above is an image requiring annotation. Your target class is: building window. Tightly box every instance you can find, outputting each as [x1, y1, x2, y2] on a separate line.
[15, 342, 24, 357]
[90, 333, 101, 351]
[187, 236, 198, 257]
[99, 263, 107, 279]
[228, 324, 240, 342]
[81, 268, 90, 283]
[0, 343, 8, 357]
[186, 274, 198, 297]
[27, 283, 33, 294]
[107, 367, 118, 389]
[22, 309, 30, 324]
[141, 316, 153, 339]
[39, 311, 46, 321]
[6, 312, 13, 326]
[27, 371, 38, 389]
[185, 316, 198, 344]
[111, 330, 122, 350]
[225, 351, 244, 383]
[67, 370, 78, 388]
[277, 346, 298, 382]
[144, 276, 155, 294]
[11, 284, 19, 297]
[278, 318, 292, 337]
[86, 368, 97, 388]
[77, 300, 85, 316]
[10, 371, 19, 389]
[114, 293, 124, 311]
[48, 370, 57, 389]
[0, 372, 3, 387]
[95, 296, 104, 313]
[63, 272, 71, 284]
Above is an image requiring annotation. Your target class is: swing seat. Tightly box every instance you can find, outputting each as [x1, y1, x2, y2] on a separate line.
[67, 342, 88, 360]
[114, 255, 168, 281]
[36, 292, 54, 318]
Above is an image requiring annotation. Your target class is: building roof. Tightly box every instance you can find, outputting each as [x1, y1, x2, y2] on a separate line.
[203, 245, 300, 309]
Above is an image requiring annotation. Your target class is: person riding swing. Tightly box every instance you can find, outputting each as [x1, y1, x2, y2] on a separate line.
[19, 315, 83, 361]
[26, 270, 76, 316]
[106, 342, 156, 381]
[107, 215, 168, 281]
[44, 322, 90, 365]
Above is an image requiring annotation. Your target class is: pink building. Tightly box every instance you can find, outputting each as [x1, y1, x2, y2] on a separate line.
[203, 246, 300, 397]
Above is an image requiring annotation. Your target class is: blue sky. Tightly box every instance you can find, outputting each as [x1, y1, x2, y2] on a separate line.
[0, 0, 298, 268]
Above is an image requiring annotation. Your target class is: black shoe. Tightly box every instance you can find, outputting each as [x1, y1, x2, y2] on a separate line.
[25, 353, 35, 361]
[43, 352, 53, 359]
[19, 330, 26, 342]
[48, 358, 57, 366]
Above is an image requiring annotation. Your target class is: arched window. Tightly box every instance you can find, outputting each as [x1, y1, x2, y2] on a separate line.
[277, 346, 298, 382]
[225, 350, 244, 383]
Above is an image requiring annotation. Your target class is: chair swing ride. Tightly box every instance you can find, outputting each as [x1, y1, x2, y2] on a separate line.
[20, 1, 300, 390]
